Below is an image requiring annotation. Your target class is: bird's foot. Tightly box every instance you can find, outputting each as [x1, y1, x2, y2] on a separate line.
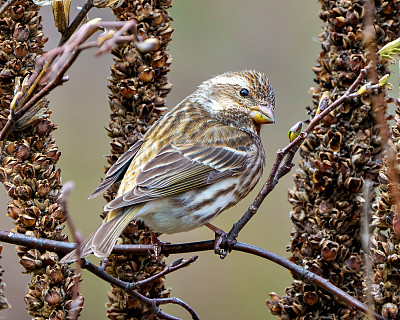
[100, 258, 109, 269]
[205, 223, 232, 259]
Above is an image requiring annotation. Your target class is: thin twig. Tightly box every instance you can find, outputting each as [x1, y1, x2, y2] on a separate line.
[362, 0, 400, 236]
[81, 258, 200, 320]
[361, 3, 381, 318]
[136, 256, 198, 288]
[57, 182, 83, 320]
[1, 0, 95, 140]
[0, 229, 385, 319]
[59, 0, 94, 46]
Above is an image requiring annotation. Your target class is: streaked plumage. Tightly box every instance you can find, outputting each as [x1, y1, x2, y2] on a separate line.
[61, 70, 275, 263]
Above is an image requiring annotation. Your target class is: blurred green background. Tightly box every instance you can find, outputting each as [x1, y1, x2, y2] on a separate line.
[0, 0, 321, 319]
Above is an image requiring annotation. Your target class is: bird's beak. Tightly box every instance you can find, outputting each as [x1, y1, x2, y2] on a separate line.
[250, 104, 275, 124]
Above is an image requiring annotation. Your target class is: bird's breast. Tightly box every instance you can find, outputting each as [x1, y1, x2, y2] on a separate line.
[134, 158, 264, 234]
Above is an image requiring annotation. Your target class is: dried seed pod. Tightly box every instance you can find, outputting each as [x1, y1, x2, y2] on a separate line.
[381, 303, 398, 319]
[49, 309, 65, 320]
[46, 265, 64, 283]
[303, 284, 319, 306]
[45, 287, 62, 306]
[24, 293, 41, 310]
[137, 65, 155, 82]
[51, 0, 70, 33]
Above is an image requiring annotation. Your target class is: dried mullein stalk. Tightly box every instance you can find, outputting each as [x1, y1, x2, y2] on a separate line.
[371, 100, 400, 319]
[103, 0, 173, 318]
[0, 0, 83, 318]
[267, 1, 398, 319]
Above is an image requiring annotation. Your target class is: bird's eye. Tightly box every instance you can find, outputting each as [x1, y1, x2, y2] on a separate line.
[239, 88, 249, 97]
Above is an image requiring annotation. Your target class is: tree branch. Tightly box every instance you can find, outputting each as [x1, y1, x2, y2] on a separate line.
[0, 229, 384, 319]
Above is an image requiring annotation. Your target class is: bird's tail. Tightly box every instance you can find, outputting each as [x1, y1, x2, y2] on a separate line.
[60, 206, 141, 263]
[60, 232, 96, 263]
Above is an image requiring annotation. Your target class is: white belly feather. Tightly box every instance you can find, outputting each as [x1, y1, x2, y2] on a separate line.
[135, 177, 239, 234]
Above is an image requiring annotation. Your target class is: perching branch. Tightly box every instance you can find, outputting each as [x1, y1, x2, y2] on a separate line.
[0, 229, 384, 320]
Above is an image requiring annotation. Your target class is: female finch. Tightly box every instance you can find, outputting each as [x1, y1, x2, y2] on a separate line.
[61, 70, 275, 263]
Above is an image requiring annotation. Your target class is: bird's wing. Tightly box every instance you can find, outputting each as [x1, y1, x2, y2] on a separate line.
[89, 140, 143, 199]
[105, 139, 253, 211]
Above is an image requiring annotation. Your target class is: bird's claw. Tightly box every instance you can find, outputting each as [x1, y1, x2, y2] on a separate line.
[213, 231, 234, 259]
[150, 231, 168, 260]
[205, 222, 235, 258]
[213, 234, 224, 256]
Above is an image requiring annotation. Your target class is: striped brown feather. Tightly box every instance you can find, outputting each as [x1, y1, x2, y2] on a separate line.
[104, 137, 254, 211]
[89, 140, 143, 199]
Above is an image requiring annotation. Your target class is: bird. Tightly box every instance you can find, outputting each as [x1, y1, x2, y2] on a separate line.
[60, 70, 275, 263]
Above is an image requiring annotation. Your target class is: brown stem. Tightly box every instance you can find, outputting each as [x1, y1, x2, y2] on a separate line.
[0, 229, 384, 319]
[58, 0, 94, 46]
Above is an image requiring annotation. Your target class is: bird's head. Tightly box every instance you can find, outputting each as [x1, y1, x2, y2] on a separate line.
[195, 70, 275, 134]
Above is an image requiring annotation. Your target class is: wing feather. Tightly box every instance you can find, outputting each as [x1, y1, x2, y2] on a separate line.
[89, 140, 143, 199]
[104, 129, 256, 212]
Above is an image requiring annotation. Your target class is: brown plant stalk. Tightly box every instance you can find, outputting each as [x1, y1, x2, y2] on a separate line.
[101, 0, 174, 318]
[0, 0, 85, 318]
